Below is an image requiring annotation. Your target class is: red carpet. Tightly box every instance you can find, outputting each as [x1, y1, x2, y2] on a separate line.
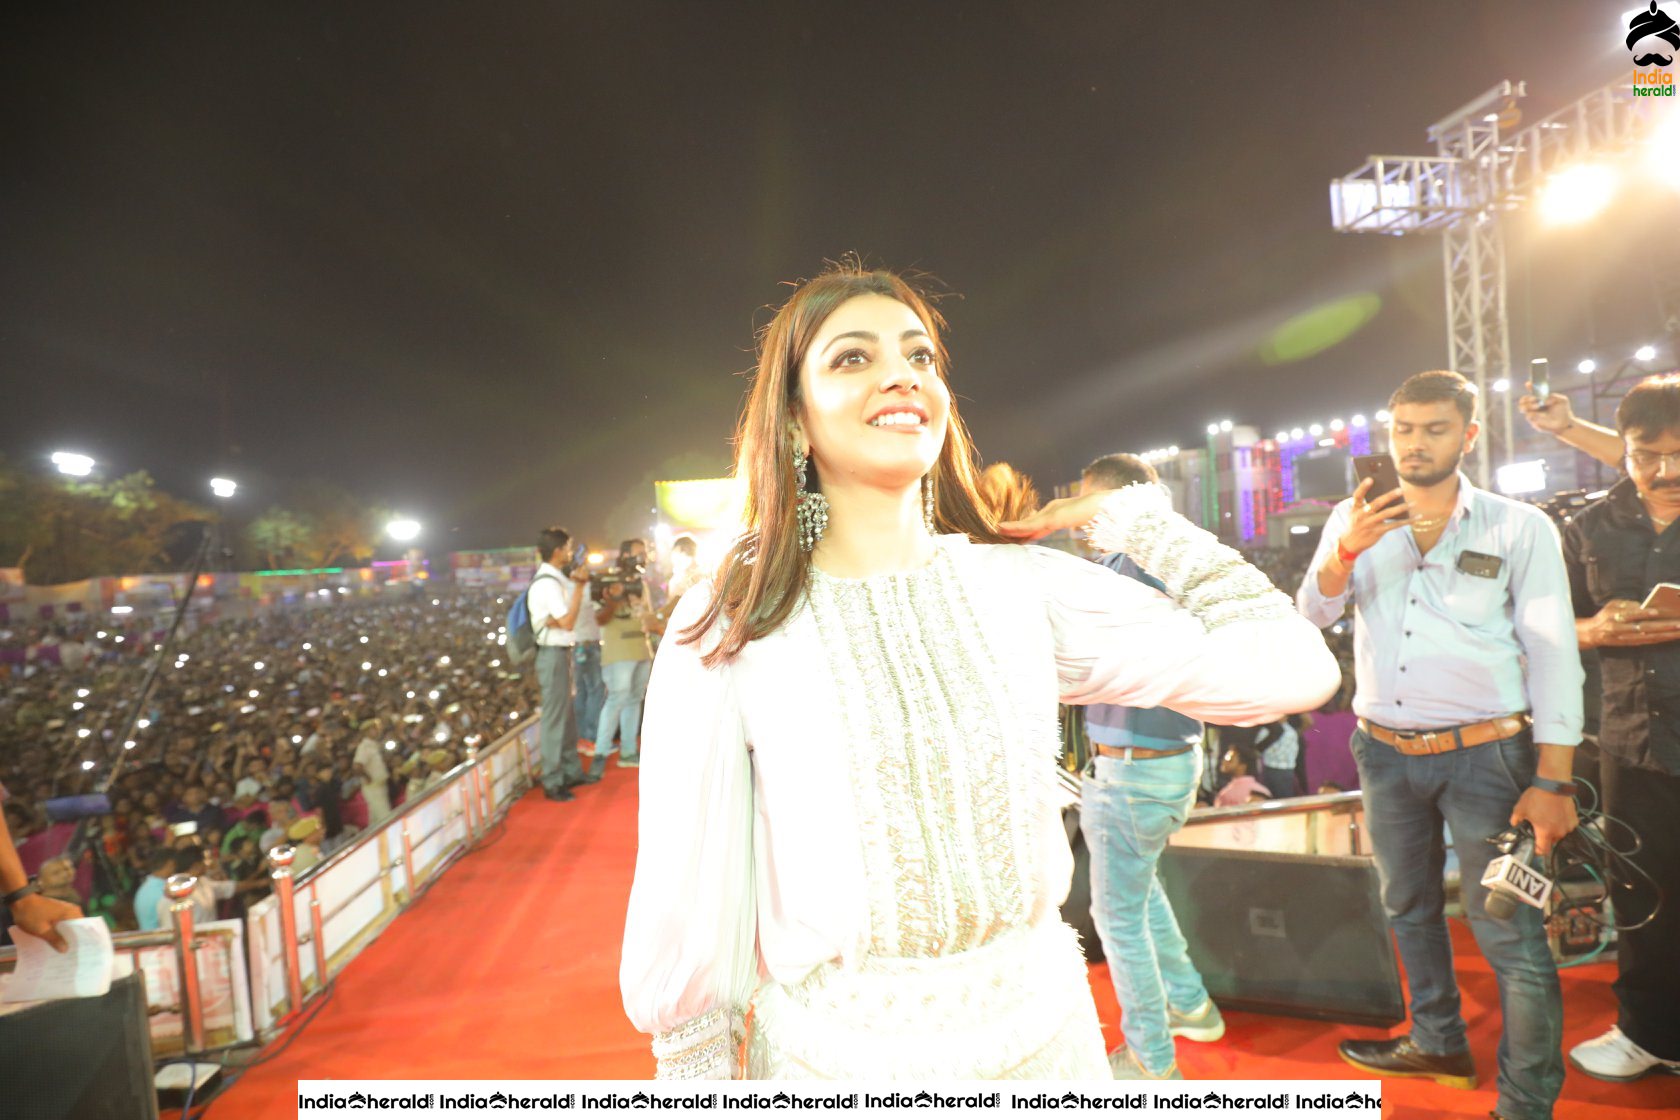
[208, 760, 1680, 1119]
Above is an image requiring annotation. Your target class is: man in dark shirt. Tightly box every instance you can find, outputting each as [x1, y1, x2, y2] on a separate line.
[1527, 372, 1680, 1080]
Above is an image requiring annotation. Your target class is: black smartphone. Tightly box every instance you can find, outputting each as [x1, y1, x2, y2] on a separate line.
[1530, 357, 1550, 403]
[1353, 453, 1400, 497]
[1353, 453, 1407, 522]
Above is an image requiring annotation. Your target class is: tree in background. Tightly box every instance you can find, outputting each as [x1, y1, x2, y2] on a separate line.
[244, 506, 312, 569]
[0, 458, 210, 584]
[241, 481, 393, 569]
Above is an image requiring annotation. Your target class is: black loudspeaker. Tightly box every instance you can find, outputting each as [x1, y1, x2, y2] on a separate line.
[1158, 847, 1405, 1027]
[0, 971, 160, 1120]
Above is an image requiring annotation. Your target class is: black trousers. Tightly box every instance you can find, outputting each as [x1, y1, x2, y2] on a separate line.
[1599, 753, 1680, 1060]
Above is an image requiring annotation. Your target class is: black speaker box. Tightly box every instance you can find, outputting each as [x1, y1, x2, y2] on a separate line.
[1158, 846, 1405, 1027]
[0, 971, 160, 1120]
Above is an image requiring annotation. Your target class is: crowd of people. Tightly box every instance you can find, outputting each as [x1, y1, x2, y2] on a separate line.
[0, 586, 541, 936]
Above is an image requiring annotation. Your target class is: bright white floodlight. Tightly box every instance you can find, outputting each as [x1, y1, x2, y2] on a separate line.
[52, 451, 95, 477]
[1635, 345, 1658, 363]
[386, 518, 422, 542]
[1538, 165, 1616, 226]
[1577, 359, 1597, 375]
[210, 477, 238, 499]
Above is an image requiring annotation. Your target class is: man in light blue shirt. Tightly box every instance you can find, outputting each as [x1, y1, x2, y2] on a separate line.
[1297, 371, 1582, 1120]
[132, 848, 176, 932]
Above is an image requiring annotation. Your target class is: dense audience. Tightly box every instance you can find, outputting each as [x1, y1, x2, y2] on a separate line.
[0, 587, 538, 935]
[0, 533, 1360, 938]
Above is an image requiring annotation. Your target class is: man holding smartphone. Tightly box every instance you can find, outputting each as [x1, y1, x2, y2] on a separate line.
[1298, 370, 1583, 1120]
[1519, 373, 1680, 1082]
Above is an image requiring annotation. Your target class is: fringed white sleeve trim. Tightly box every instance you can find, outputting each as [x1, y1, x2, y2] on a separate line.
[1084, 483, 1295, 631]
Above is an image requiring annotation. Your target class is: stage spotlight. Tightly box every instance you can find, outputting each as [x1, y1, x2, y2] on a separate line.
[51, 451, 95, 477]
[386, 517, 421, 542]
[1577, 359, 1596, 375]
[1539, 164, 1616, 226]
[1635, 345, 1658, 362]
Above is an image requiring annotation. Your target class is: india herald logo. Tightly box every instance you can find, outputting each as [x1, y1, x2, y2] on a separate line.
[1630, 2, 1680, 67]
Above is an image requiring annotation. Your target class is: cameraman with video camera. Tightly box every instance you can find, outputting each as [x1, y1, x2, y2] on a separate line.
[587, 540, 655, 774]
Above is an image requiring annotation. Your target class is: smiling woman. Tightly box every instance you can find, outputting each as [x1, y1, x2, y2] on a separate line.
[619, 260, 1342, 1081]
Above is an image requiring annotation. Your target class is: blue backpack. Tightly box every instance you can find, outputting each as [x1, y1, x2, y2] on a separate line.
[505, 574, 559, 665]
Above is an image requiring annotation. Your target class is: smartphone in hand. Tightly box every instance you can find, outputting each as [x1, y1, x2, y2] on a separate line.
[1641, 582, 1680, 617]
[1353, 454, 1407, 522]
[1531, 358, 1550, 403]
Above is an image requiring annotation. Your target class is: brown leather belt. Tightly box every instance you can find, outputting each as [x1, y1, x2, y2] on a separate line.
[1093, 743, 1196, 760]
[1358, 715, 1530, 757]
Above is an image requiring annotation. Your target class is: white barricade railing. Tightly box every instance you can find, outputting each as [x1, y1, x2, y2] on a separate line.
[0, 716, 543, 1057]
[247, 718, 543, 1034]
[1171, 790, 1367, 856]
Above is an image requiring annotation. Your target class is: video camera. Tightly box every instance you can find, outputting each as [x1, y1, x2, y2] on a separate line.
[590, 544, 646, 603]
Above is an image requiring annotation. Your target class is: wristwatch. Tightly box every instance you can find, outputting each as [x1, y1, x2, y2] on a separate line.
[1, 879, 42, 907]
[1529, 776, 1579, 797]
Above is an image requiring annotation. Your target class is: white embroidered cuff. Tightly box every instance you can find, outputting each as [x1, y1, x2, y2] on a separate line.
[651, 1008, 742, 1080]
[1085, 484, 1294, 630]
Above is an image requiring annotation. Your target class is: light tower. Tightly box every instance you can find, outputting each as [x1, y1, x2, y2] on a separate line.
[1331, 76, 1650, 485]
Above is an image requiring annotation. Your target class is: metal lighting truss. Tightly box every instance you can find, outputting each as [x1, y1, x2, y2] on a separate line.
[1331, 78, 1646, 486]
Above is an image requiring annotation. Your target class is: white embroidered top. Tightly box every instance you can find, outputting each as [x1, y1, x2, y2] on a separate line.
[619, 487, 1341, 1077]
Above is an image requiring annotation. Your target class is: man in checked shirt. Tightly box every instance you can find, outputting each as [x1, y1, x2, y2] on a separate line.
[1298, 371, 1583, 1120]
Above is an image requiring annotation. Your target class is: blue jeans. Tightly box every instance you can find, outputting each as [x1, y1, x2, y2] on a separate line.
[1351, 728, 1562, 1120]
[572, 642, 604, 742]
[1080, 747, 1210, 1075]
[595, 658, 652, 764]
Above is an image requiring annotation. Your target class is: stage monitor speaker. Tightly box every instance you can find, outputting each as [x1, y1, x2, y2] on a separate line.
[1158, 846, 1404, 1027]
[0, 971, 160, 1120]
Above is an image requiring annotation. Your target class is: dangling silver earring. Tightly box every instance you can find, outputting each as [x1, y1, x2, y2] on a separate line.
[793, 444, 829, 551]
[922, 474, 936, 534]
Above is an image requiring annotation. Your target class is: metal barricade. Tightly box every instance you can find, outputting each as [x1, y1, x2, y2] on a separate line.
[0, 716, 543, 1055]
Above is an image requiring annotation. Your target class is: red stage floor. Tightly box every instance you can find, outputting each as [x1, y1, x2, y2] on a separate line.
[207, 761, 1680, 1118]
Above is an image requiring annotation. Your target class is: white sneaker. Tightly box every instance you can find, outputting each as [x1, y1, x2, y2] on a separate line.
[1569, 1026, 1680, 1082]
[1168, 998, 1226, 1042]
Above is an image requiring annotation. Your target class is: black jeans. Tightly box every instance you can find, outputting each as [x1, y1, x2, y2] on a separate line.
[1600, 754, 1680, 1060]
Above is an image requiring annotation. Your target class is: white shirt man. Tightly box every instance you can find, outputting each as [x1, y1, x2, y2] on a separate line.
[353, 734, 392, 823]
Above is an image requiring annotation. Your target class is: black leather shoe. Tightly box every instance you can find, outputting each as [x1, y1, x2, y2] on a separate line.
[1337, 1036, 1476, 1090]
[543, 786, 575, 802]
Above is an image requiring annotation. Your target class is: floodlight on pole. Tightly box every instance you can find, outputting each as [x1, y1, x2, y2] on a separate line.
[1635, 345, 1658, 362]
[1577, 359, 1597, 375]
[1538, 165, 1617, 226]
[1492, 378, 1511, 393]
[386, 517, 422, 542]
[209, 477, 238, 499]
[51, 451, 95, 477]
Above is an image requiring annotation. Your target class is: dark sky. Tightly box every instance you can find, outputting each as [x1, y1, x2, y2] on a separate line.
[0, 2, 1658, 551]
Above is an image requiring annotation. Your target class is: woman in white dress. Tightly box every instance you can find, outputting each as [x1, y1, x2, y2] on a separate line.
[620, 263, 1340, 1079]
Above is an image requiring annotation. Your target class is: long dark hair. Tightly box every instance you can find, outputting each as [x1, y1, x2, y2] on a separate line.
[683, 261, 1009, 668]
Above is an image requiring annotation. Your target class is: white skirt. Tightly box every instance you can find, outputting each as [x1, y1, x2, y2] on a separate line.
[746, 920, 1111, 1080]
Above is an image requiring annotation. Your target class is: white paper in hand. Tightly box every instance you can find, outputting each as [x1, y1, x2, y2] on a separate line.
[1, 918, 115, 1003]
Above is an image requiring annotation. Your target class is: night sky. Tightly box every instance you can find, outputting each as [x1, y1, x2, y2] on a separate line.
[0, 3, 1659, 551]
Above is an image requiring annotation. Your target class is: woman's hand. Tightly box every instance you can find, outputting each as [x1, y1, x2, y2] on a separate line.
[997, 491, 1112, 541]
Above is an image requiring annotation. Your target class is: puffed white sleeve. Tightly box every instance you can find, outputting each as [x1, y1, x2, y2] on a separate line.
[619, 584, 756, 1079]
[1036, 485, 1340, 725]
